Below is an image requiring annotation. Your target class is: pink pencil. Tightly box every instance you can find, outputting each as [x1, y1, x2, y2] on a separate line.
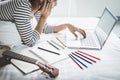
[77, 50, 100, 60]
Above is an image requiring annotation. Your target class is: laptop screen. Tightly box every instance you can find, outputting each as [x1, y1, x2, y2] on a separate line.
[95, 8, 117, 46]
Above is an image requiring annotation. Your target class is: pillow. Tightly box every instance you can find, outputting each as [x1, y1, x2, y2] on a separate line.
[0, 21, 22, 48]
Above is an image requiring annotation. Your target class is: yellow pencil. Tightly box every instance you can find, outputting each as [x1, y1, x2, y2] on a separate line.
[51, 40, 65, 49]
[56, 37, 67, 48]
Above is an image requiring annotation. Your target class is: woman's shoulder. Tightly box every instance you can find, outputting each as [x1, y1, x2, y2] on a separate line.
[15, 0, 30, 5]
[0, 0, 30, 6]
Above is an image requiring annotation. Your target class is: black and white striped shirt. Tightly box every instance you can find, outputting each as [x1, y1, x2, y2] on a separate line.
[0, 0, 54, 47]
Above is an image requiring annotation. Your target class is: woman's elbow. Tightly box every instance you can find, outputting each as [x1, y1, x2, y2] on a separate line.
[22, 41, 36, 47]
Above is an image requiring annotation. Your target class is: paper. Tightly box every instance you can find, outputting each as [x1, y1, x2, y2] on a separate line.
[30, 41, 69, 64]
[11, 39, 69, 74]
[10, 49, 44, 74]
[11, 59, 40, 74]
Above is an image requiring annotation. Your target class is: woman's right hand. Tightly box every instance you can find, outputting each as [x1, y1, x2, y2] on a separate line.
[39, 0, 52, 19]
[35, 0, 53, 34]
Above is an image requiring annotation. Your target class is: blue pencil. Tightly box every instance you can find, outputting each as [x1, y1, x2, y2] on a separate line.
[68, 54, 83, 69]
[72, 52, 92, 64]
[70, 54, 88, 68]
[75, 51, 96, 63]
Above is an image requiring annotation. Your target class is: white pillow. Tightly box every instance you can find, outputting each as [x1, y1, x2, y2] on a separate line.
[0, 21, 22, 48]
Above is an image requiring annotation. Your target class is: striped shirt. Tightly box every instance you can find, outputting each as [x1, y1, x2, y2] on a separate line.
[0, 0, 54, 47]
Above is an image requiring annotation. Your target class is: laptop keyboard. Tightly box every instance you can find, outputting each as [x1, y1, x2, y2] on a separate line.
[80, 32, 97, 47]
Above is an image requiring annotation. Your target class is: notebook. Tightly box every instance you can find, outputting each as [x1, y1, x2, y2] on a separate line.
[66, 8, 118, 50]
[10, 39, 69, 74]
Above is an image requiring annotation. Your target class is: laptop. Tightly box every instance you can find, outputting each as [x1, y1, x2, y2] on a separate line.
[66, 8, 118, 50]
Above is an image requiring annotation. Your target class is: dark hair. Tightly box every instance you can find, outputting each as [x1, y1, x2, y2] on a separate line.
[29, 0, 40, 8]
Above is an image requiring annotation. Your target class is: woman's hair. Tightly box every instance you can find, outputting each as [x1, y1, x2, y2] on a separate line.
[29, 0, 40, 9]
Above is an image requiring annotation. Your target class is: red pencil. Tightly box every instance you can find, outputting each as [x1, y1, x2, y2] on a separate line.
[77, 50, 100, 60]
[75, 51, 96, 63]
[68, 54, 83, 70]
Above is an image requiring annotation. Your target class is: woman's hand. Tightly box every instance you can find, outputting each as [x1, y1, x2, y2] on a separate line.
[35, 0, 53, 34]
[39, 0, 52, 19]
[67, 24, 86, 39]
[54, 24, 86, 39]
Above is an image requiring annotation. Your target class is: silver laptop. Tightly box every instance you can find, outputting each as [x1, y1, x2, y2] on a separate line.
[66, 8, 118, 50]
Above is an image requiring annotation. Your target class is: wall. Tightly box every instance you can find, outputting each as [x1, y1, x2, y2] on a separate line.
[50, 0, 120, 38]
[50, 0, 120, 17]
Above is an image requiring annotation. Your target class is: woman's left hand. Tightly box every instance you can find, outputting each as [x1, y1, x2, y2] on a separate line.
[67, 24, 86, 39]
[54, 23, 86, 39]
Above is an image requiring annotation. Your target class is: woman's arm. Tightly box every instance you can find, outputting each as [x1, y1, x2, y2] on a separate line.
[35, 0, 52, 34]
[14, 2, 40, 47]
[54, 24, 86, 38]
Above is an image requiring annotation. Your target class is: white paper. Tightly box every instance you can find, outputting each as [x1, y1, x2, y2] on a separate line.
[11, 39, 69, 74]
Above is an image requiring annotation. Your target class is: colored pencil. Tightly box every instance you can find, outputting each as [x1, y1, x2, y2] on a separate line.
[77, 50, 100, 60]
[68, 54, 83, 69]
[47, 40, 60, 50]
[75, 51, 96, 63]
[38, 47, 60, 55]
[51, 40, 65, 49]
[72, 52, 92, 64]
[70, 54, 88, 68]
[56, 37, 67, 47]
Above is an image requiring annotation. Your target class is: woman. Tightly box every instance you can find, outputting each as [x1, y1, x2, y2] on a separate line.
[0, 0, 86, 47]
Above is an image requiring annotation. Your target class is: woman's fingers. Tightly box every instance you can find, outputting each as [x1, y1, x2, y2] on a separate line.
[70, 26, 86, 39]
[72, 32, 78, 39]
[41, 0, 47, 11]
[40, 0, 53, 18]
[48, 2, 53, 11]
[78, 29, 86, 38]
[63, 24, 86, 39]
[45, 2, 52, 12]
